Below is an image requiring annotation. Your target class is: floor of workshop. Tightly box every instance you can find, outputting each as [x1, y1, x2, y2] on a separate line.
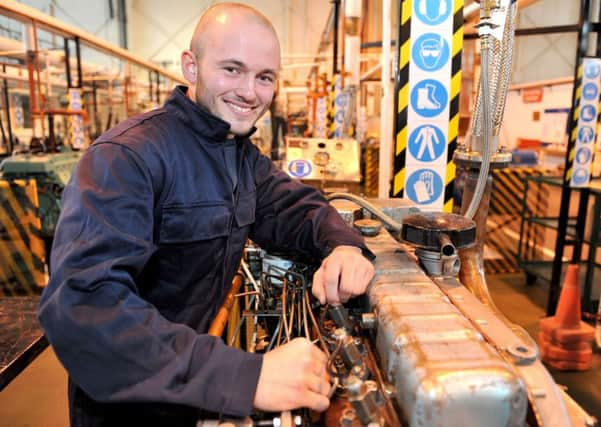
[0, 273, 599, 427]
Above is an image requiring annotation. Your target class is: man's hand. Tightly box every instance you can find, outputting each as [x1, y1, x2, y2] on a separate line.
[253, 338, 331, 412]
[312, 245, 375, 305]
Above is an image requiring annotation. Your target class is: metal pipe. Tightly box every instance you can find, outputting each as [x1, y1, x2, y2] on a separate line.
[208, 271, 244, 337]
[379, 0, 392, 198]
[332, 0, 340, 76]
[148, 70, 153, 102]
[0, 0, 184, 84]
[439, 233, 456, 257]
[47, 113, 56, 152]
[2, 64, 13, 154]
[117, 0, 128, 49]
[458, 172, 535, 348]
[155, 70, 160, 104]
[75, 36, 83, 88]
[63, 37, 72, 88]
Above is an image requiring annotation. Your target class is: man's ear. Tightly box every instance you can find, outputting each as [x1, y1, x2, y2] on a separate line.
[181, 50, 197, 84]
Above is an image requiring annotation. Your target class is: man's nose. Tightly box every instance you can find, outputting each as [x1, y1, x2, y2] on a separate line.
[234, 75, 257, 101]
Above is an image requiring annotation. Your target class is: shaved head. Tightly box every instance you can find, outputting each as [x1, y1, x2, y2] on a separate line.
[180, 2, 281, 136]
[190, 3, 279, 59]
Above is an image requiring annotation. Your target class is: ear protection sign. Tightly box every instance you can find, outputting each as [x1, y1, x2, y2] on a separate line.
[418, 0, 448, 21]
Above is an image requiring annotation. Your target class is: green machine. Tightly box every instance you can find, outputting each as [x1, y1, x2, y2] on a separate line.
[0, 151, 82, 238]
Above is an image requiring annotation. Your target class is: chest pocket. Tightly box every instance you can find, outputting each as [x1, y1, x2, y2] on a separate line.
[234, 189, 256, 228]
[159, 203, 231, 244]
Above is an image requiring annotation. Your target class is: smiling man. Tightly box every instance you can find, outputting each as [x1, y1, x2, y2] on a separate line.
[39, 3, 374, 426]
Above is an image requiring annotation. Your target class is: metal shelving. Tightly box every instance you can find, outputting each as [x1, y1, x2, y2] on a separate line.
[518, 175, 601, 312]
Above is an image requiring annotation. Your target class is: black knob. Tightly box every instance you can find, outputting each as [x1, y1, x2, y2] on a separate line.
[401, 212, 476, 252]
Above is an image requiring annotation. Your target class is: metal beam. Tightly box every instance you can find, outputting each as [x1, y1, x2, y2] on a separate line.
[0, 0, 184, 84]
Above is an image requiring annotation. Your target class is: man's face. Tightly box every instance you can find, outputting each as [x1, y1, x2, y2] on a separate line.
[193, 19, 280, 136]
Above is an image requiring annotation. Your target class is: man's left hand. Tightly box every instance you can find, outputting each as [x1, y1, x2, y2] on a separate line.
[312, 246, 375, 304]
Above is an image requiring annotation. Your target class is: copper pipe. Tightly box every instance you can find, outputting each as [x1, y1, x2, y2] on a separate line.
[39, 108, 89, 120]
[458, 171, 536, 347]
[208, 270, 244, 337]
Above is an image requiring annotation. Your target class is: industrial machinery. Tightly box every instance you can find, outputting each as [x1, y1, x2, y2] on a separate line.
[200, 1, 596, 426]
[284, 137, 362, 193]
[201, 195, 595, 427]
[0, 151, 82, 238]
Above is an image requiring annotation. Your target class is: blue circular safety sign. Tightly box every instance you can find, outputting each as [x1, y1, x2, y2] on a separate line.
[578, 126, 595, 143]
[572, 168, 590, 185]
[412, 33, 450, 72]
[580, 104, 597, 122]
[335, 93, 348, 107]
[408, 124, 446, 162]
[585, 61, 601, 79]
[414, 0, 451, 25]
[582, 83, 599, 101]
[406, 168, 443, 205]
[575, 147, 592, 164]
[288, 159, 312, 178]
[410, 79, 448, 118]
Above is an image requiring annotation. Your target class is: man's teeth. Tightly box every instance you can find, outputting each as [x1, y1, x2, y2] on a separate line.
[228, 102, 252, 113]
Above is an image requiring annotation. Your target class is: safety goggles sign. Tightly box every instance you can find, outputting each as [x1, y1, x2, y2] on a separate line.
[571, 57, 601, 187]
[405, 0, 454, 210]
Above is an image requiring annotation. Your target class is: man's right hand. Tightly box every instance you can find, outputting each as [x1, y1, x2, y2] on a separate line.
[253, 337, 332, 412]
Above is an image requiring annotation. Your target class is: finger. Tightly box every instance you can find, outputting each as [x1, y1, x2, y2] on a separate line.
[338, 289, 352, 303]
[363, 263, 375, 286]
[300, 390, 330, 413]
[310, 345, 328, 366]
[338, 260, 356, 302]
[312, 268, 326, 305]
[324, 258, 342, 304]
[306, 373, 332, 397]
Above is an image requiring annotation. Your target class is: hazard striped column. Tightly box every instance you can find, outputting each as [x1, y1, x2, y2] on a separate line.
[445, 2, 463, 212]
[569, 58, 601, 187]
[327, 73, 345, 138]
[0, 179, 46, 296]
[393, 0, 463, 213]
[563, 63, 583, 186]
[392, 0, 412, 198]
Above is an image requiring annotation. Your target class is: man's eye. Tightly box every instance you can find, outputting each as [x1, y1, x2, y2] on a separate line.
[224, 67, 239, 74]
[258, 75, 274, 83]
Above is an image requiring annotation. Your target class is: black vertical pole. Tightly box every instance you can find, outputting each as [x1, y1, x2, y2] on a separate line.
[2, 64, 13, 154]
[548, 0, 591, 315]
[332, 0, 340, 76]
[118, 0, 128, 49]
[64, 38, 72, 88]
[148, 70, 153, 103]
[92, 80, 100, 137]
[47, 114, 56, 152]
[155, 71, 160, 104]
[74, 37, 83, 88]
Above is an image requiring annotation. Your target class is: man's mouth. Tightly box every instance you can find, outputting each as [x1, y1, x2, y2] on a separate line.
[224, 100, 256, 115]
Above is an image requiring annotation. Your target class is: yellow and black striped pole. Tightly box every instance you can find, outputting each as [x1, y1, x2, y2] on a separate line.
[445, 1, 464, 212]
[565, 64, 583, 184]
[392, 0, 412, 198]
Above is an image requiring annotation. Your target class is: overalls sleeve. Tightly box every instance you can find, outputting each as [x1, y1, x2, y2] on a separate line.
[38, 142, 262, 416]
[248, 147, 373, 261]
